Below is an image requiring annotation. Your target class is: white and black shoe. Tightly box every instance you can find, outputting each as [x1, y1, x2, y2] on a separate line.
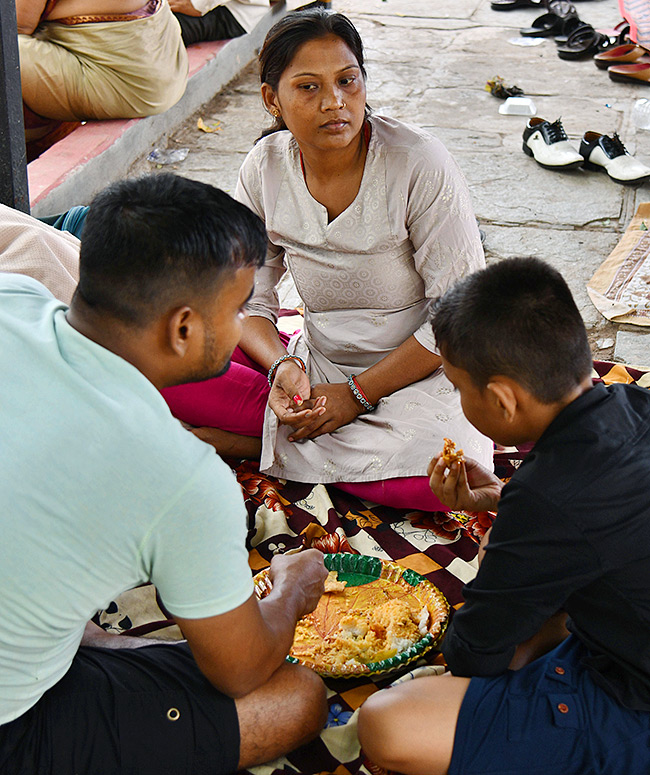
[580, 131, 650, 185]
[522, 117, 583, 169]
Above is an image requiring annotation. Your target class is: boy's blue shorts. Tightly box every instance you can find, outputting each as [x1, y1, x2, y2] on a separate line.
[449, 635, 650, 775]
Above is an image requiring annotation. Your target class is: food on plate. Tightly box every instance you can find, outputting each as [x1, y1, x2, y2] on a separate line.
[324, 570, 347, 593]
[441, 437, 465, 467]
[291, 577, 443, 670]
[254, 556, 450, 676]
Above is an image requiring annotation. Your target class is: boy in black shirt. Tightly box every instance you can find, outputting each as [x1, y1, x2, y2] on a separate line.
[358, 257, 650, 775]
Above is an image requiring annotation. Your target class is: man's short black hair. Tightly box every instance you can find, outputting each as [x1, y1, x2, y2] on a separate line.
[76, 173, 266, 325]
[432, 257, 592, 404]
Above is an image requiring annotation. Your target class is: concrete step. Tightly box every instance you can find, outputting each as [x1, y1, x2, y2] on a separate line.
[28, 2, 287, 216]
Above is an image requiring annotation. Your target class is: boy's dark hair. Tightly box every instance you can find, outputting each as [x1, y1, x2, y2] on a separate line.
[76, 173, 266, 325]
[432, 257, 592, 403]
[258, 8, 369, 139]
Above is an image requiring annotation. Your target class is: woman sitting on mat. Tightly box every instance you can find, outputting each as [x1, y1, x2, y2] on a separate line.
[162, 8, 493, 511]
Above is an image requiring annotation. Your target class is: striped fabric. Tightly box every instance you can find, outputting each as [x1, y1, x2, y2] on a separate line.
[620, 0, 650, 48]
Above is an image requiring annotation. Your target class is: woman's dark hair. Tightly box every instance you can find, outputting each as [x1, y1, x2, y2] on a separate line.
[432, 257, 593, 404]
[258, 8, 368, 139]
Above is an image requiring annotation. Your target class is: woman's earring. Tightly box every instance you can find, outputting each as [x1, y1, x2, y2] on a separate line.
[273, 110, 280, 118]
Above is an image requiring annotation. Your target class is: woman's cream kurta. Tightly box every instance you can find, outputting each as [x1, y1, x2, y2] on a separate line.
[235, 115, 493, 483]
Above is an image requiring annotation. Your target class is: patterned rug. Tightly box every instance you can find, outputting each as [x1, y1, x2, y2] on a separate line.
[587, 203, 650, 329]
[97, 360, 649, 775]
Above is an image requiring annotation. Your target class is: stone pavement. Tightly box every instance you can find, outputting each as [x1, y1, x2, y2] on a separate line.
[129, 0, 650, 368]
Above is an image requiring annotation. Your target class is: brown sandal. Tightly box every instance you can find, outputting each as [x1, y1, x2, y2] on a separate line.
[594, 44, 650, 69]
[608, 62, 650, 85]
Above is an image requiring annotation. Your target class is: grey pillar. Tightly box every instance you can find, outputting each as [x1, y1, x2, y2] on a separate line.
[0, 0, 29, 212]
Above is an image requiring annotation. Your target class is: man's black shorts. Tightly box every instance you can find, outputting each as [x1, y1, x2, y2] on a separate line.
[0, 642, 240, 775]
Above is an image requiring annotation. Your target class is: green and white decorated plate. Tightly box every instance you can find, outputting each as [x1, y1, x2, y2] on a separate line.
[254, 553, 449, 678]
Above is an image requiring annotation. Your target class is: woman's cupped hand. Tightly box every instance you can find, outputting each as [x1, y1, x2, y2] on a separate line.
[269, 366, 364, 441]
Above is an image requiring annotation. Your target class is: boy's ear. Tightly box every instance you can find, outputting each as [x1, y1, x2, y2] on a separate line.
[166, 306, 199, 357]
[486, 378, 518, 423]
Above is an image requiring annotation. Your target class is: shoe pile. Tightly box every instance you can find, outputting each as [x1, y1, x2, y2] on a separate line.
[490, 0, 592, 10]
[550, 3, 622, 61]
[492, 0, 625, 60]
[556, 22, 615, 60]
[490, 0, 546, 9]
[519, 0, 582, 45]
[522, 118, 650, 185]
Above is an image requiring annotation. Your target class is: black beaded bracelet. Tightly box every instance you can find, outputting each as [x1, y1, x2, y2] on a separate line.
[347, 374, 375, 412]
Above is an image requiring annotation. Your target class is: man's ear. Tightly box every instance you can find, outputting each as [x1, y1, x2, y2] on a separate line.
[486, 378, 518, 423]
[166, 306, 199, 357]
[261, 83, 280, 116]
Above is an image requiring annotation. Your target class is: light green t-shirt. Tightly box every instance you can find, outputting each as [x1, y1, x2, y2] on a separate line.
[0, 274, 253, 724]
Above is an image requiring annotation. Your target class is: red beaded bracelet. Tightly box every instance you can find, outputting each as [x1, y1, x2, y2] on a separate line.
[347, 374, 376, 412]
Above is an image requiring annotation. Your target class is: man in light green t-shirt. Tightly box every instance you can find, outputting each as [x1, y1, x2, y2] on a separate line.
[0, 173, 328, 775]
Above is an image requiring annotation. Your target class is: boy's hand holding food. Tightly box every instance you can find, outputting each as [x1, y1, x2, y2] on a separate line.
[428, 440, 503, 512]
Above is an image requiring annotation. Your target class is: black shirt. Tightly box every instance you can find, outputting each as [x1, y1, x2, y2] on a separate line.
[442, 382, 650, 710]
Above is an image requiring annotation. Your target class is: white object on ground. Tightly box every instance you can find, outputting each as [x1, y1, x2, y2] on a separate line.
[499, 96, 537, 116]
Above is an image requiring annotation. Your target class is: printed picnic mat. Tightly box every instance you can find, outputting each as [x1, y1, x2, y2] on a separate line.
[242, 474, 491, 775]
[100, 475, 488, 775]
[587, 202, 650, 327]
[98, 360, 649, 775]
